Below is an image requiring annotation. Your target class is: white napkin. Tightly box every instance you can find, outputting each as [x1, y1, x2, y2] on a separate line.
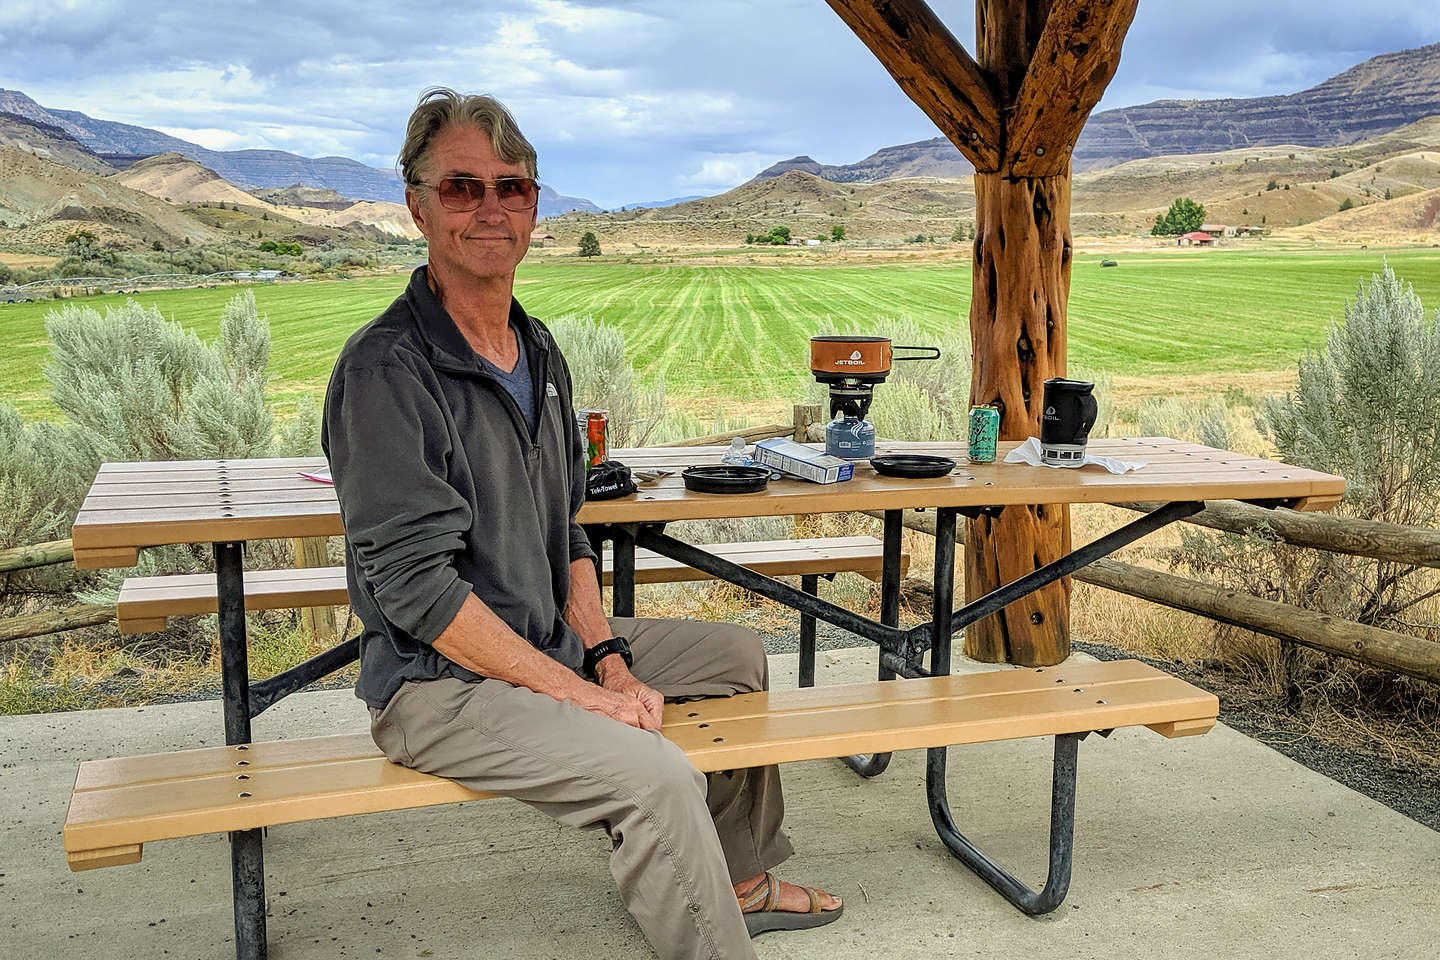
[1003, 437, 1146, 475]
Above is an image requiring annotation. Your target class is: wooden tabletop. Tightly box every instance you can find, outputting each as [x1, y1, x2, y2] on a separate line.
[71, 438, 1346, 569]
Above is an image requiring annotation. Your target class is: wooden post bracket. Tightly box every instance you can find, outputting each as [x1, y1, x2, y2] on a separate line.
[825, 0, 1002, 171]
[826, 0, 1140, 179]
[1005, 0, 1140, 176]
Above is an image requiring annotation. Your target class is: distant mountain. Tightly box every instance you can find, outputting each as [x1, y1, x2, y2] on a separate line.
[749, 41, 1440, 182]
[616, 195, 706, 210]
[1076, 41, 1440, 170]
[749, 140, 974, 185]
[0, 89, 599, 212]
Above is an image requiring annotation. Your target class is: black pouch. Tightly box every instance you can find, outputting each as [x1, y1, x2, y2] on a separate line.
[585, 460, 637, 500]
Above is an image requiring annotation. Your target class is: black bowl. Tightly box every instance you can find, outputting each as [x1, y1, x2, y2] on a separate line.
[682, 465, 772, 494]
[869, 454, 957, 479]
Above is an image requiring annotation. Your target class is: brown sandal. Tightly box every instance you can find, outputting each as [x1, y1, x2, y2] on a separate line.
[737, 871, 843, 938]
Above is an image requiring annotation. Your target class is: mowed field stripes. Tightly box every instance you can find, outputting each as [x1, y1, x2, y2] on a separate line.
[3, 247, 1439, 419]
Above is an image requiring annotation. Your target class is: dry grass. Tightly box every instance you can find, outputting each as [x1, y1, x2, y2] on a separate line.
[0, 251, 58, 269]
[0, 607, 360, 714]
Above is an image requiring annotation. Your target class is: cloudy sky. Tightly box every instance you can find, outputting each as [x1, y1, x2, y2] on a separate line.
[4, 1, 1437, 208]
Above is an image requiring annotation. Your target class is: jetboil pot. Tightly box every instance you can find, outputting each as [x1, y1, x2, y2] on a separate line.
[809, 336, 940, 458]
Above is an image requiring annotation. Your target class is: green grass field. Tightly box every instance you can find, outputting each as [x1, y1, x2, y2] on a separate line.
[3, 247, 1438, 420]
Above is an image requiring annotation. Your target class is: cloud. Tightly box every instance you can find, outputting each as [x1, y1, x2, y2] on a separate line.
[5, 0, 1437, 208]
[678, 154, 774, 191]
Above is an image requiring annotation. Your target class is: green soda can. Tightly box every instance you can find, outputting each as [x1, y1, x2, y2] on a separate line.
[967, 405, 999, 463]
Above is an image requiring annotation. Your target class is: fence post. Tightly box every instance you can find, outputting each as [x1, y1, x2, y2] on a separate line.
[793, 403, 823, 441]
[291, 537, 339, 645]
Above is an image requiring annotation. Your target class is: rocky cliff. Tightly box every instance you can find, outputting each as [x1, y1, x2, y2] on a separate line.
[1075, 42, 1440, 170]
[751, 42, 1440, 182]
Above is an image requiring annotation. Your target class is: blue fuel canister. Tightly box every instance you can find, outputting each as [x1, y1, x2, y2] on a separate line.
[826, 415, 876, 460]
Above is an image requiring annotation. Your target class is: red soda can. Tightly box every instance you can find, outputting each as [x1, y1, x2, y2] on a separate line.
[580, 410, 609, 468]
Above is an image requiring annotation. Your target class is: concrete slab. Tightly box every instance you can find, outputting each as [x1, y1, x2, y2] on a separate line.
[2, 648, 1435, 960]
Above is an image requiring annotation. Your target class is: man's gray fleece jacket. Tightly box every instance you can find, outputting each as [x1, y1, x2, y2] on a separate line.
[322, 266, 596, 709]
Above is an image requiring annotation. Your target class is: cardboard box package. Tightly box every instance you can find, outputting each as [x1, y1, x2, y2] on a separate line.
[754, 438, 855, 484]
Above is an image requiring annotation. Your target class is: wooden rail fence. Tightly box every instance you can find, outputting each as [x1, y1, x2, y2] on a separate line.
[863, 508, 1440, 685]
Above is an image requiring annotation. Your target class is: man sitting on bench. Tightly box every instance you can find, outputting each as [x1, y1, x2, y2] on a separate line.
[321, 88, 841, 960]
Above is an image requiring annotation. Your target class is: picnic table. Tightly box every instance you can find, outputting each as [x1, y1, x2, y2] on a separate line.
[69, 437, 1344, 947]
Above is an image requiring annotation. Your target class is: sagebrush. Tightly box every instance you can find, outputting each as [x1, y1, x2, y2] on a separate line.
[1168, 264, 1440, 695]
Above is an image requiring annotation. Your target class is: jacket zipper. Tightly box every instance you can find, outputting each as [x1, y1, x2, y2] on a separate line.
[440, 339, 552, 456]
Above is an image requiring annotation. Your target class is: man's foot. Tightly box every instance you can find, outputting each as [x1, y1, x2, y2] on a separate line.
[734, 871, 842, 938]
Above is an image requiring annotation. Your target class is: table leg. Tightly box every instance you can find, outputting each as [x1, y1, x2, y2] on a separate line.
[844, 509, 903, 778]
[798, 574, 818, 687]
[215, 541, 267, 960]
[916, 512, 1083, 915]
[612, 525, 636, 619]
[217, 542, 252, 744]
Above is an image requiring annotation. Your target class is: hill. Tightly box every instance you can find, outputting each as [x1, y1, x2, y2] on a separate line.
[0, 112, 115, 177]
[545, 169, 978, 245]
[246, 185, 353, 210]
[111, 152, 269, 208]
[0, 146, 221, 246]
[542, 117, 1440, 246]
[752, 42, 1440, 183]
[110, 153, 422, 239]
[1072, 121, 1440, 233]
[1275, 186, 1440, 242]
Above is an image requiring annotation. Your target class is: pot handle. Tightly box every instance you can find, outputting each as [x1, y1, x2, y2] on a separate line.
[892, 346, 941, 361]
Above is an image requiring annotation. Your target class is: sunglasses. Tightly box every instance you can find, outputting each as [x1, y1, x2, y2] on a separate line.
[417, 176, 540, 213]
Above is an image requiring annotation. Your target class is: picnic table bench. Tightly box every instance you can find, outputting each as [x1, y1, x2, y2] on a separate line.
[65, 439, 1345, 960]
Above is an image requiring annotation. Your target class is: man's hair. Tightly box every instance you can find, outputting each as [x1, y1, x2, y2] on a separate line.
[398, 87, 538, 185]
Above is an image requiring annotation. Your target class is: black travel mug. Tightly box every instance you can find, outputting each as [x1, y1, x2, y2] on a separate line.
[1039, 378, 1098, 467]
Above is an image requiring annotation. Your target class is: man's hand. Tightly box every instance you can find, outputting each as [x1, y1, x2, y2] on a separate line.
[580, 661, 664, 730]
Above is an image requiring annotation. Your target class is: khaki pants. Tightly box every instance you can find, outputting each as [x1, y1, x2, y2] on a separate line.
[369, 618, 794, 960]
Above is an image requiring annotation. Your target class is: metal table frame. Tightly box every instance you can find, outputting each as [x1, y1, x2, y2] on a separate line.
[203, 493, 1311, 956]
[593, 499, 1209, 916]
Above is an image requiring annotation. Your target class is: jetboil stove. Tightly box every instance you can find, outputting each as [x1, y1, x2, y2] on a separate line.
[809, 336, 940, 457]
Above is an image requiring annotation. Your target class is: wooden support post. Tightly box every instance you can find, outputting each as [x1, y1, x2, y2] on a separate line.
[829, 0, 1139, 666]
[291, 537, 338, 645]
[965, 168, 1074, 665]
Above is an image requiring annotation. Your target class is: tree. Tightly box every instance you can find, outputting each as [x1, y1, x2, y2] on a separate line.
[1339, 198, 1355, 212]
[1151, 197, 1206, 236]
[951, 223, 967, 242]
[578, 231, 601, 257]
[830, 224, 845, 242]
[65, 230, 100, 260]
[151, 240, 164, 252]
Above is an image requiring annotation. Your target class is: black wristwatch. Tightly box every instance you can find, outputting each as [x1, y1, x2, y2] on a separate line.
[583, 636, 633, 680]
